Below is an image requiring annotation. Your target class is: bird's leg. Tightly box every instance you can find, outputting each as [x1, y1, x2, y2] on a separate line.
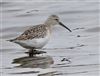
[29, 49, 35, 57]
[28, 49, 38, 57]
[28, 49, 47, 57]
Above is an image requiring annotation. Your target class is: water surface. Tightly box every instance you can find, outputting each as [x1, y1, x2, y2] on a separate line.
[1, 0, 100, 76]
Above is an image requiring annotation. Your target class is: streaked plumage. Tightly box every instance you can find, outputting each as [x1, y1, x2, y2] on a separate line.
[16, 24, 48, 40]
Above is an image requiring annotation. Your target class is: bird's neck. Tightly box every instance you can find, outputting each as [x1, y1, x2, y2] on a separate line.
[44, 21, 52, 28]
[44, 19, 55, 33]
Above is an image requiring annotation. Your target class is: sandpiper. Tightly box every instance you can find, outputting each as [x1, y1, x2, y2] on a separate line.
[8, 15, 72, 57]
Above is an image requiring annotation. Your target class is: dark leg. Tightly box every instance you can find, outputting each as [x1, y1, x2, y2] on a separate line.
[29, 49, 35, 57]
[28, 49, 47, 57]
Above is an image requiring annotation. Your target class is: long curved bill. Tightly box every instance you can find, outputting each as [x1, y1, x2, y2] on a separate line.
[59, 22, 72, 32]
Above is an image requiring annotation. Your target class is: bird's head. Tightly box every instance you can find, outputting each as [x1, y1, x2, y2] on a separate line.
[45, 15, 72, 32]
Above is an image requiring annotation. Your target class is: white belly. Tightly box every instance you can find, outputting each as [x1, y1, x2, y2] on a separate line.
[14, 35, 50, 49]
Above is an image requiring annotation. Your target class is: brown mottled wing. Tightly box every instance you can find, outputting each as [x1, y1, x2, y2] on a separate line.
[15, 24, 47, 40]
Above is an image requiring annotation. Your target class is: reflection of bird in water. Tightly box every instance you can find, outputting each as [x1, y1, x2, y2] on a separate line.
[12, 56, 54, 68]
[7, 15, 72, 57]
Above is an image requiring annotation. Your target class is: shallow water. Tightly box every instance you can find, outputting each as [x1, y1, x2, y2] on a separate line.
[1, 0, 100, 76]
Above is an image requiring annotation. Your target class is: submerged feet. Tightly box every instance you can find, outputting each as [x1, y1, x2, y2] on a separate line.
[25, 49, 46, 57]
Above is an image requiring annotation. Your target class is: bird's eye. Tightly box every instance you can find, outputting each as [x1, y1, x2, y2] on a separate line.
[55, 19, 59, 21]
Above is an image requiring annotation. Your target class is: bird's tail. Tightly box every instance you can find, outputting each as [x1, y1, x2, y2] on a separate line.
[6, 39, 16, 42]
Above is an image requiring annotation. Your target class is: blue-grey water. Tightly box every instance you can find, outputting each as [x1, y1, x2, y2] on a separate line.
[0, 0, 100, 76]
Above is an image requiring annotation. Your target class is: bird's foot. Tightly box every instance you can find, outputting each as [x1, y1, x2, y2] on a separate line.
[25, 49, 46, 57]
